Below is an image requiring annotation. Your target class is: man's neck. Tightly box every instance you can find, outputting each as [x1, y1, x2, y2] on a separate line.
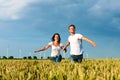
[70, 32, 75, 36]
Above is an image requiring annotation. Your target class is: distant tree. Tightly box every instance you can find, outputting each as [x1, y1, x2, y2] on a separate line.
[47, 56, 50, 59]
[33, 56, 37, 59]
[41, 56, 43, 59]
[8, 56, 14, 59]
[28, 56, 32, 59]
[23, 56, 27, 59]
[3, 56, 7, 59]
[62, 57, 65, 60]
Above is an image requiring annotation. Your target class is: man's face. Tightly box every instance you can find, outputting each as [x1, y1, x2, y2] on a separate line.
[69, 26, 75, 34]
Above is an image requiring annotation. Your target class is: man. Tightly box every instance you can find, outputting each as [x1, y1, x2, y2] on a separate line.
[63, 24, 96, 63]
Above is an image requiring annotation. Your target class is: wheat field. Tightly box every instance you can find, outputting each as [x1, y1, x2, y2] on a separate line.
[0, 59, 120, 80]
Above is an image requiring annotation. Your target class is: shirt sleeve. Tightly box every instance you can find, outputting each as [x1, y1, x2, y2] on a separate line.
[68, 36, 70, 42]
[60, 43, 63, 47]
[48, 42, 52, 46]
[78, 34, 83, 39]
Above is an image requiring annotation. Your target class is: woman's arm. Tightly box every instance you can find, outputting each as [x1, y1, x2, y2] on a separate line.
[34, 44, 51, 53]
[81, 36, 96, 47]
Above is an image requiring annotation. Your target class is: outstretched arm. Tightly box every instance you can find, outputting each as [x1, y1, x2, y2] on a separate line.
[34, 45, 51, 53]
[81, 36, 96, 47]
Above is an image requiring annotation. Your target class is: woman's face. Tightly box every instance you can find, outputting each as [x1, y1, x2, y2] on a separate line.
[54, 35, 59, 41]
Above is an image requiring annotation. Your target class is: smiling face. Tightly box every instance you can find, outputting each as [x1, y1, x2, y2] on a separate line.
[54, 34, 59, 42]
[52, 33, 61, 43]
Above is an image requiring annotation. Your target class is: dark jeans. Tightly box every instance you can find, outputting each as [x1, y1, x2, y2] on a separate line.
[70, 54, 83, 63]
[50, 55, 62, 62]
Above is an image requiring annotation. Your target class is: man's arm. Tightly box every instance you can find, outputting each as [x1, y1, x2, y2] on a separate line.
[81, 36, 96, 47]
[61, 46, 67, 53]
[63, 42, 70, 50]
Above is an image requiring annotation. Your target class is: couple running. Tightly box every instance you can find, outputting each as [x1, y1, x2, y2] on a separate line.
[34, 24, 96, 63]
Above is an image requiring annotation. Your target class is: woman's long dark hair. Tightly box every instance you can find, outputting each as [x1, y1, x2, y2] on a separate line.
[52, 33, 61, 43]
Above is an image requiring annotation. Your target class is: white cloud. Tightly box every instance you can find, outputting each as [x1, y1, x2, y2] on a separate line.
[0, 0, 39, 20]
[88, 0, 120, 15]
[112, 18, 120, 30]
[87, 0, 120, 31]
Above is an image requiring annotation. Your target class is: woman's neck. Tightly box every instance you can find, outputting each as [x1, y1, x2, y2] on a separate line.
[53, 41, 60, 46]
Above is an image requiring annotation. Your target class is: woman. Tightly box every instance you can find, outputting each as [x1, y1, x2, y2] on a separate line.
[34, 33, 66, 62]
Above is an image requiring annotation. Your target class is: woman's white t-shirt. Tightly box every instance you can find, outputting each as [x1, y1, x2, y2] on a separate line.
[48, 42, 63, 57]
[68, 33, 83, 55]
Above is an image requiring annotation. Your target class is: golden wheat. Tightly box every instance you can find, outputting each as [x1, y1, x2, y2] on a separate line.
[0, 59, 120, 80]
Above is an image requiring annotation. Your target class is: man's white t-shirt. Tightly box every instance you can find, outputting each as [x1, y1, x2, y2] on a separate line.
[68, 33, 83, 55]
[48, 42, 63, 57]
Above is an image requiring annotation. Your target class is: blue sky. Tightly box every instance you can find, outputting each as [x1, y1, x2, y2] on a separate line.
[0, 0, 120, 58]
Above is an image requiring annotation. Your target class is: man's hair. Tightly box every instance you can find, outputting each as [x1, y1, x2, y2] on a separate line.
[68, 24, 76, 30]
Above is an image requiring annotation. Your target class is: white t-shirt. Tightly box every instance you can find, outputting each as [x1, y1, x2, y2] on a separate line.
[48, 42, 63, 57]
[68, 33, 83, 55]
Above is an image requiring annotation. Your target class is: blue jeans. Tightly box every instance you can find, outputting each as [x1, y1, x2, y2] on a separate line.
[50, 55, 62, 62]
[70, 54, 83, 63]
